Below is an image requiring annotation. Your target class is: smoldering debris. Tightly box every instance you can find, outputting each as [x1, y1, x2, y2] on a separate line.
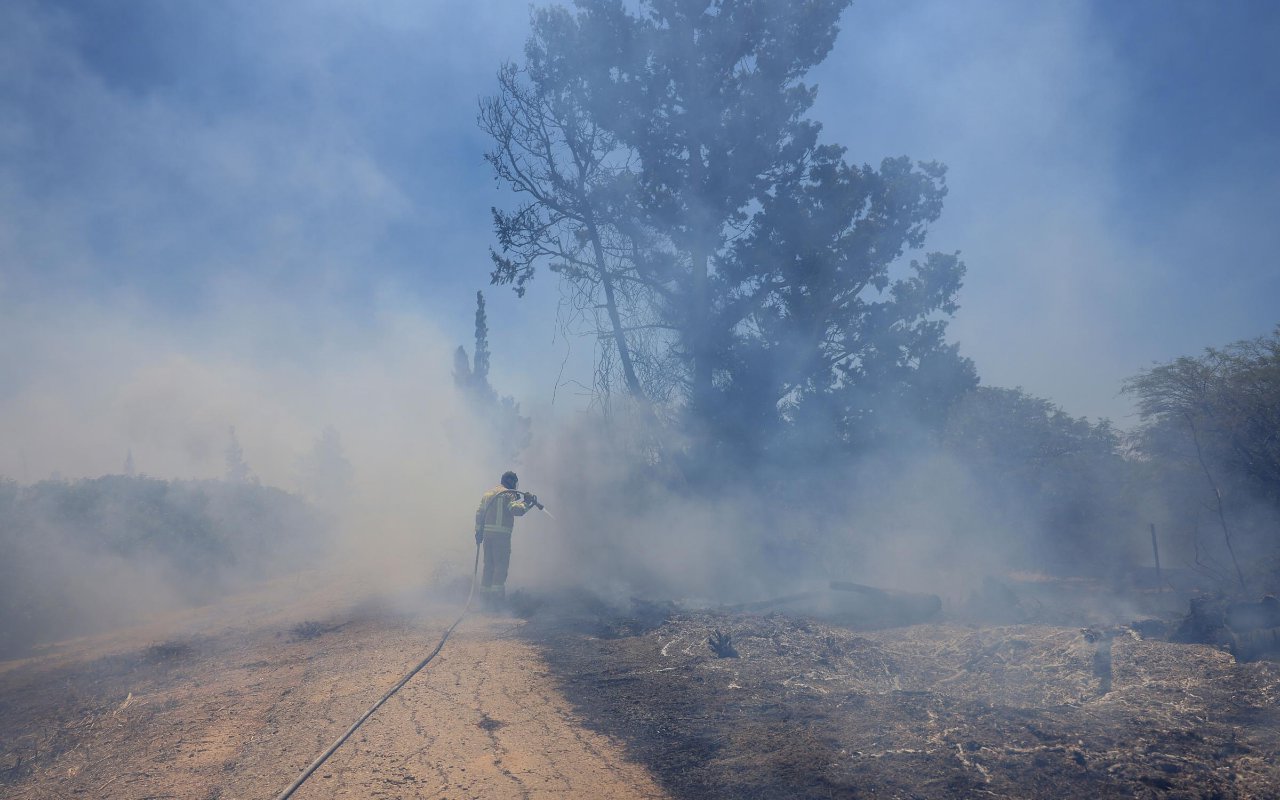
[288, 621, 346, 641]
[507, 589, 677, 640]
[528, 600, 1280, 799]
[707, 629, 738, 658]
[829, 581, 943, 623]
[143, 640, 196, 664]
[1227, 595, 1280, 631]
[1081, 627, 1116, 694]
[1172, 593, 1280, 662]
[725, 581, 942, 628]
[504, 589, 546, 619]
[501, 536, 1280, 795]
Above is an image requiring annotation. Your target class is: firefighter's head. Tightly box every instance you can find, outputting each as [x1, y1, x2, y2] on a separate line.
[500, 471, 518, 490]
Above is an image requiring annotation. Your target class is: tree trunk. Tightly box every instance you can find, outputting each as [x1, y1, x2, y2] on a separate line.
[584, 216, 645, 400]
[687, 128, 713, 414]
[1187, 413, 1247, 592]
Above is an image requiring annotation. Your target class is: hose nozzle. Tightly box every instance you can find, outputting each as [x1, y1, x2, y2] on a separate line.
[522, 491, 546, 512]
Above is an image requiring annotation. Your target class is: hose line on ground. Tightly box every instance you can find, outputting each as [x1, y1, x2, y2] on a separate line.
[273, 542, 482, 800]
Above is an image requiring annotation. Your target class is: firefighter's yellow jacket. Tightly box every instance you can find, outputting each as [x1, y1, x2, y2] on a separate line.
[475, 486, 532, 535]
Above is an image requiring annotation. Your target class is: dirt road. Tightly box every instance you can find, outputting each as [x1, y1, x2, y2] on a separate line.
[11, 578, 1280, 799]
[0, 583, 669, 800]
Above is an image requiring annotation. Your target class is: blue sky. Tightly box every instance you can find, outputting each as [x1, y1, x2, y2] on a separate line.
[2, 0, 1278, 474]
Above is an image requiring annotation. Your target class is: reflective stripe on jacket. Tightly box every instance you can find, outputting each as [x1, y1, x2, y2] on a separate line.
[476, 486, 531, 534]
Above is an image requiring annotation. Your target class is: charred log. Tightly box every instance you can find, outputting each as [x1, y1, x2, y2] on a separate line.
[1226, 595, 1280, 631]
[827, 581, 942, 624]
[1171, 594, 1280, 662]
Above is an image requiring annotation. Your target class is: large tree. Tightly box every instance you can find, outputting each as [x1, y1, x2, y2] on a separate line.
[486, 0, 973, 468]
[575, 0, 854, 416]
[713, 146, 975, 461]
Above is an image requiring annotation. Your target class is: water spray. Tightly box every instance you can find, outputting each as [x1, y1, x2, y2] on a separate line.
[523, 491, 555, 520]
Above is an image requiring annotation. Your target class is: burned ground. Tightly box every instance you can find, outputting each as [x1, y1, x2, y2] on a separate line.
[4, 579, 1280, 799]
[526, 603, 1280, 799]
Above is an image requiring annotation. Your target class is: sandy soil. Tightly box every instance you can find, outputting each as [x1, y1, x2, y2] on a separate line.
[0, 581, 669, 800]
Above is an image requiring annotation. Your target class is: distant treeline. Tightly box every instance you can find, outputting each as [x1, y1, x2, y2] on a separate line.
[1123, 326, 1280, 590]
[0, 476, 325, 657]
[539, 326, 1280, 600]
[852, 326, 1279, 589]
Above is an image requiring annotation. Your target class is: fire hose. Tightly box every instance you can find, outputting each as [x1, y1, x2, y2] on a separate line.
[273, 490, 548, 800]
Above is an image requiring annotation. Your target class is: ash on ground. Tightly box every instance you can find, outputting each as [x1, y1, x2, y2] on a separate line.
[523, 587, 1280, 799]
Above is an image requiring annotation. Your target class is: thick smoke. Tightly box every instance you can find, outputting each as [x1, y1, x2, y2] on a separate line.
[0, 289, 512, 655]
[2, 0, 1276, 663]
[514, 406, 1045, 609]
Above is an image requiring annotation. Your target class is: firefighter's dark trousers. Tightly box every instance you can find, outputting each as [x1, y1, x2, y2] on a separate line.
[481, 531, 512, 598]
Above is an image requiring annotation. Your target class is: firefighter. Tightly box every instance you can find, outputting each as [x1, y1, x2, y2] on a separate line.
[474, 471, 536, 610]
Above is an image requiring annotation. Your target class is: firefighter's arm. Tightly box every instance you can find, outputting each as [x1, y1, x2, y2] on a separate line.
[510, 492, 533, 516]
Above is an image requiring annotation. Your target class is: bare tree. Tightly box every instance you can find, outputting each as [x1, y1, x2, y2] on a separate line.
[481, 59, 677, 404]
